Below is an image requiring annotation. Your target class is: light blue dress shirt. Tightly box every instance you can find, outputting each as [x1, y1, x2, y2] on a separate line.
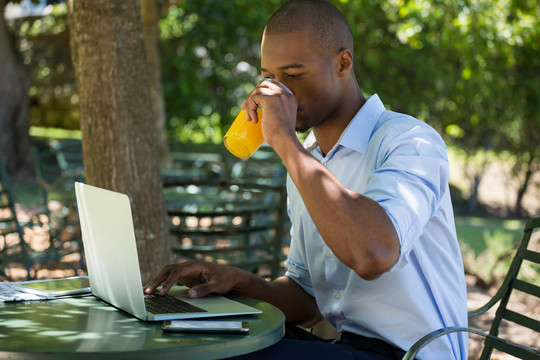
[284, 94, 468, 360]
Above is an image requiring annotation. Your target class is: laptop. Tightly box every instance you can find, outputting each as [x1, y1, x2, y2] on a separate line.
[75, 182, 262, 321]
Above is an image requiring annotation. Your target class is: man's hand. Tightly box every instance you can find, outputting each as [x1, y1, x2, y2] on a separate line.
[144, 260, 243, 298]
[144, 260, 323, 325]
[241, 79, 298, 148]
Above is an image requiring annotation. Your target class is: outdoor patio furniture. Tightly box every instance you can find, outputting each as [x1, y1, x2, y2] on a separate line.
[403, 217, 540, 360]
[229, 145, 287, 186]
[167, 151, 229, 180]
[50, 139, 85, 184]
[32, 138, 84, 204]
[163, 177, 287, 280]
[0, 160, 83, 280]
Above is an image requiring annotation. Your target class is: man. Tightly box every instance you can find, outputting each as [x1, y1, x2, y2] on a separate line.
[145, 1, 468, 359]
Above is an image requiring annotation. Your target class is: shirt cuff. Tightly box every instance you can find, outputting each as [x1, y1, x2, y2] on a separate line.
[284, 258, 315, 297]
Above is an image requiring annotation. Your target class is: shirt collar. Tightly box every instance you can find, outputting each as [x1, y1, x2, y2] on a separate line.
[303, 94, 386, 156]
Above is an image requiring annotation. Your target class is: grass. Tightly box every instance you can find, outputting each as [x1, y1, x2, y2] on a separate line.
[456, 216, 525, 286]
[456, 216, 523, 255]
[29, 126, 81, 140]
[11, 177, 76, 207]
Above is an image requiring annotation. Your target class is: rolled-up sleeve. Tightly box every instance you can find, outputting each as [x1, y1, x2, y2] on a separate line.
[284, 176, 316, 296]
[363, 120, 450, 270]
[284, 257, 315, 297]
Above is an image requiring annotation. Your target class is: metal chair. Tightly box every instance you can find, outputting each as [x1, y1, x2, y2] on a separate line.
[31, 138, 84, 204]
[163, 177, 287, 280]
[0, 160, 83, 280]
[50, 139, 85, 184]
[166, 151, 229, 180]
[229, 145, 287, 186]
[31, 139, 86, 270]
[403, 217, 540, 360]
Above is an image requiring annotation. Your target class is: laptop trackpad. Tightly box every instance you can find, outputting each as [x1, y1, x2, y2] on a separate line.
[171, 287, 262, 315]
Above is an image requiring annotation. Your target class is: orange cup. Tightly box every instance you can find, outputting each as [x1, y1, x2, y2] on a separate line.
[223, 109, 263, 159]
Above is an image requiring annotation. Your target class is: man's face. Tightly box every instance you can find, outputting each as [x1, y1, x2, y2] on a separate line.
[260, 29, 342, 133]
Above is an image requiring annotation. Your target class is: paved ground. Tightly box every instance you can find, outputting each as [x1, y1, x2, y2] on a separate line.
[466, 275, 539, 359]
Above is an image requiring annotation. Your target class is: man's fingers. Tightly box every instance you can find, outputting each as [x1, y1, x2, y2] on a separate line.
[157, 274, 178, 295]
[144, 264, 185, 295]
[188, 279, 222, 298]
[247, 106, 260, 124]
[243, 94, 260, 123]
[144, 261, 234, 299]
[243, 81, 287, 123]
[144, 268, 170, 294]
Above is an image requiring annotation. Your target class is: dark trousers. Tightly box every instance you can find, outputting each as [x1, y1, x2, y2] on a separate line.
[230, 323, 408, 360]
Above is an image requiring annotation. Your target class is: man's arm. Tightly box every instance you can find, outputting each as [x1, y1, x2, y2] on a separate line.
[144, 260, 321, 325]
[244, 83, 399, 280]
[238, 272, 323, 326]
[277, 139, 399, 280]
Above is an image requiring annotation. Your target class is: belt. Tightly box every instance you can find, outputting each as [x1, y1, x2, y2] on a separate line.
[340, 332, 409, 360]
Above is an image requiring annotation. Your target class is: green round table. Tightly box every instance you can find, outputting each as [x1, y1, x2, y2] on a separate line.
[0, 294, 285, 359]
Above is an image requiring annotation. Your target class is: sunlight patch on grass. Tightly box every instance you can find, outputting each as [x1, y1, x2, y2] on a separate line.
[456, 216, 525, 284]
[30, 126, 81, 140]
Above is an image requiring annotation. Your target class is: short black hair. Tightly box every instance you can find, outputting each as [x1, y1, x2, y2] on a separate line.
[264, 0, 354, 57]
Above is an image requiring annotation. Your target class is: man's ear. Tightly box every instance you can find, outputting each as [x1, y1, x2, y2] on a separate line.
[337, 49, 353, 77]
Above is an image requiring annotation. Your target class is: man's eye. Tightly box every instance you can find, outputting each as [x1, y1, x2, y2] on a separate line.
[287, 73, 302, 79]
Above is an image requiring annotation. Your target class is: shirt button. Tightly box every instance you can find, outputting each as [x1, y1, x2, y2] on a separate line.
[325, 251, 331, 258]
[335, 292, 341, 299]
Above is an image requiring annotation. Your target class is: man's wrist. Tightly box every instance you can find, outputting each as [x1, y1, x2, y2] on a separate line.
[271, 132, 305, 164]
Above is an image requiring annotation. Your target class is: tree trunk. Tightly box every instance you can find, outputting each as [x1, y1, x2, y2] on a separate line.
[140, 0, 171, 168]
[513, 153, 534, 217]
[67, 0, 173, 283]
[0, 0, 31, 173]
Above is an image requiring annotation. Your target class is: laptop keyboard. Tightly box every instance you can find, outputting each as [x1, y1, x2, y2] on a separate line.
[144, 293, 207, 314]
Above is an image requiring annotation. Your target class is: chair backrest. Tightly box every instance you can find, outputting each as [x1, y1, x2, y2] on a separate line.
[479, 217, 540, 360]
[32, 139, 62, 206]
[0, 159, 86, 280]
[32, 138, 83, 204]
[0, 161, 31, 280]
[229, 146, 286, 186]
[164, 178, 287, 279]
[168, 151, 229, 180]
[51, 139, 85, 183]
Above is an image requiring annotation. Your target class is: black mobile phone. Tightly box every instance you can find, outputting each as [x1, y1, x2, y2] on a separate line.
[161, 320, 250, 334]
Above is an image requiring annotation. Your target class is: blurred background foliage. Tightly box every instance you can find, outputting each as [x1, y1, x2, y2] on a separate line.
[158, 0, 280, 143]
[9, 0, 539, 150]
[11, 4, 75, 129]
[5, 0, 540, 214]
